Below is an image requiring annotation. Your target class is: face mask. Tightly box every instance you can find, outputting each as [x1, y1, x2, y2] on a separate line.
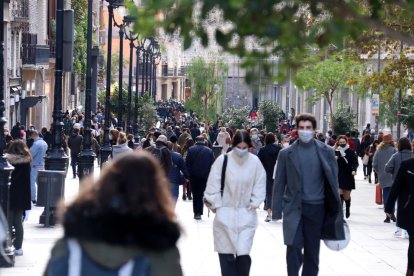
[298, 130, 314, 143]
[339, 144, 347, 148]
[4, 132, 8, 136]
[283, 142, 290, 148]
[109, 135, 112, 141]
[234, 147, 249, 157]
[252, 134, 258, 139]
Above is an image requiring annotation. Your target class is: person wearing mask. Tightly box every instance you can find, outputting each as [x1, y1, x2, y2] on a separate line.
[373, 134, 397, 223]
[250, 128, 262, 155]
[204, 130, 266, 276]
[272, 113, 344, 276]
[29, 130, 48, 203]
[334, 135, 358, 218]
[385, 157, 414, 276]
[111, 132, 132, 160]
[186, 136, 215, 220]
[166, 141, 189, 204]
[258, 133, 281, 222]
[44, 153, 183, 276]
[68, 124, 83, 179]
[5, 140, 32, 256]
[385, 137, 413, 237]
[216, 127, 231, 154]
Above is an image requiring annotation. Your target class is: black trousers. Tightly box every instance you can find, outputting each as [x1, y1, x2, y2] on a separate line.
[8, 209, 24, 249]
[71, 155, 78, 177]
[408, 230, 414, 270]
[218, 254, 251, 276]
[190, 175, 207, 215]
[286, 203, 325, 276]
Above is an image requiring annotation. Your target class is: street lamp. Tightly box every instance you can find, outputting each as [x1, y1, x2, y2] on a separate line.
[100, 0, 123, 166]
[133, 39, 143, 142]
[125, 30, 137, 135]
[140, 38, 151, 96]
[0, 1, 15, 267]
[151, 40, 161, 100]
[77, 0, 96, 179]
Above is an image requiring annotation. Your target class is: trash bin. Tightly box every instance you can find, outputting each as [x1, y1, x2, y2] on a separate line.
[36, 170, 66, 227]
[212, 145, 223, 159]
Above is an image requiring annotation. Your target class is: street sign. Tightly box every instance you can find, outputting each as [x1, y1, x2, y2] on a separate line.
[372, 94, 379, 116]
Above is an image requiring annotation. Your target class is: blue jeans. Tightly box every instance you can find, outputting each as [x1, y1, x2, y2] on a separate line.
[382, 187, 392, 210]
[30, 166, 43, 201]
[170, 183, 180, 204]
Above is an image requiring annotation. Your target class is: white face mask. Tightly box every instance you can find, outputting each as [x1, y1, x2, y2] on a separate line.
[298, 130, 314, 143]
[234, 147, 249, 157]
[283, 142, 289, 148]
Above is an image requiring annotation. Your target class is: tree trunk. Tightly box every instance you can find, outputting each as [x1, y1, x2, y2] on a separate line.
[328, 99, 334, 130]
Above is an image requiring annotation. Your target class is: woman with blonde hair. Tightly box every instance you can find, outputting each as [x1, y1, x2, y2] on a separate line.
[44, 152, 182, 275]
[373, 134, 397, 223]
[5, 140, 32, 256]
[111, 132, 132, 160]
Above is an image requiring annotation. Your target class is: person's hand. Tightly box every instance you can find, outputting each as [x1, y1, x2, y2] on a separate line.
[352, 171, 356, 176]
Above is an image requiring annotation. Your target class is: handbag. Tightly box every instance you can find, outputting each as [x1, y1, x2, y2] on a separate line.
[362, 154, 369, 165]
[204, 154, 228, 213]
[324, 220, 351, 251]
[375, 184, 383, 205]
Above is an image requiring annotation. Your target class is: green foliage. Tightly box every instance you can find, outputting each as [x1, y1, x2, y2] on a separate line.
[127, 1, 414, 79]
[402, 95, 414, 130]
[294, 55, 362, 128]
[259, 100, 281, 132]
[185, 57, 227, 123]
[222, 106, 250, 130]
[72, 0, 88, 76]
[332, 104, 356, 135]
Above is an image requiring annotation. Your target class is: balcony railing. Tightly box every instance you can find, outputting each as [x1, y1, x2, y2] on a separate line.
[11, 0, 29, 21]
[22, 45, 50, 66]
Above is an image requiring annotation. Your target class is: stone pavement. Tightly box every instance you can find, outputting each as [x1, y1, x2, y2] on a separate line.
[0, 161, 409, 276]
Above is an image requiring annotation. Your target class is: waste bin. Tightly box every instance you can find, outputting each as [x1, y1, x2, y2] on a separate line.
[212, 145, 223, 160]
[36, 170, 66, 227]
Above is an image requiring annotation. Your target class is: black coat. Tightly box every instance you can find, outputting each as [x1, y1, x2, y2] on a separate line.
[68, 133, 83, 156]
[186, 143, 215, 179]
[6, 154, 32, 211]
[385, 158, 414, 231]
[335, 147, 358, 190]
[258, 144, 281, 182]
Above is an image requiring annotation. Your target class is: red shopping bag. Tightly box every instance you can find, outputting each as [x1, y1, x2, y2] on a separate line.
[375, 184, 382, 205]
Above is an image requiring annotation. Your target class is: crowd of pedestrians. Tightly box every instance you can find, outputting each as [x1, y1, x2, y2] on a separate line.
[2, 99, 414, 276]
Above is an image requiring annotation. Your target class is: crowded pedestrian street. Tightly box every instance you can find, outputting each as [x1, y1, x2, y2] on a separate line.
[0, 162, 408, 276]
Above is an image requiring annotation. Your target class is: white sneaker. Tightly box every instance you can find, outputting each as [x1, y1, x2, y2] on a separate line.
[15, 248, 23, 256]
[394, 229, 402, 237]
[265, 214, 272, 222]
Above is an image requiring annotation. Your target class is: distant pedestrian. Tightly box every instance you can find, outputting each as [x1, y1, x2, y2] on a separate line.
[111, 132, 132, 160]
[44, 152, 183, 276]
[250, 128, 262, 155]
[204, 129, 266, 276]
[272, 113, 345, 276]
[166, 141, 189, 204]
[366, 140, 380, 184]
[215, 127, 231, 154]
[5, 140, 32, 256]
[186, 136, 215, 220]
[29, 130, 48, 203]
[11, 122, 21, 140]
[359, 134, 371, 180]
[258, 133, 281, 222]
[373, 134, 396, 223]
[385, 157, 414, 276]
[146, 135, 172, 176]
[68, 125, 83, 178]
[334, 135, 358, 219]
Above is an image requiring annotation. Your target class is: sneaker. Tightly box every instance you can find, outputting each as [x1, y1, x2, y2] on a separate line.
[404, 231, 410, 239]
[265, 215, 272, 222]
[364, 176, 367, 180]
[394, 229, 402, 237]
[15, 248, 23, 256]
[194, 214, 201, 220]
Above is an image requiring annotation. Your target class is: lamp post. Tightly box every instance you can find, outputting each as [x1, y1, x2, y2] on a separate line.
[77, 0, 96, 179]
[45, 0, 68, 171]
[100, 0, 123, 166]
[140, 38, 148, 96]
[125, 31, 137, 134]
[151, 40, 161, 100]
[133, 41, 141, 142]
[0, 1, 15, 267]
[114, 10, 125, 130]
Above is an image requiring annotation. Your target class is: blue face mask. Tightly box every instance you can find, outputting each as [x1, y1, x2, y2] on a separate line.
[234, 147, 249, 157]
[298, 130, 314, 143]
[252, 134, 258, 139]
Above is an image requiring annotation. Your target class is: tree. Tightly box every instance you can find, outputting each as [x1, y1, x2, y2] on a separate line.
[128, 1, 414, 75]
[72, 0, 88, 76]
[294, 56, 362, 128]
[402, 95, 414, 131]
[184, 57, 227, 123]
[332, 104, 357, 135]
[259, 100, 281, 132]
[222, 106, 250, 130]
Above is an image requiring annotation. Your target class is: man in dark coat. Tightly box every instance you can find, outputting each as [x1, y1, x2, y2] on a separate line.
[272, 113, 345, 276]
[186, 136, 215, 220]
[68, 124, 83, 178]
[11, 122, 21, 140]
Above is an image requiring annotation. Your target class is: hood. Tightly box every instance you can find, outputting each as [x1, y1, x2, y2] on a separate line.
[5, 153, 31, 165]
[112, 143, 131, 153]
[63, 208, 180, 251]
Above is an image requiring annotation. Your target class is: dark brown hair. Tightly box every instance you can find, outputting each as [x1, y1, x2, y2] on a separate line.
[64, 152, 176, 223]
[295, 113, 317, 130]
[232, 129, 253, 148]
[334, 135, 348, 149]
[264, 133, 276, 145]
[398, 137, 412, 152]
[7, 139, 32, 162]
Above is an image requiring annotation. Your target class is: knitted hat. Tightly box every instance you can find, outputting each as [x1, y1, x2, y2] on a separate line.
[156, 135, 168, 144]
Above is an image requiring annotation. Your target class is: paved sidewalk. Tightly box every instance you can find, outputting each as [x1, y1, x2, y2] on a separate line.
[0, 162, 409, 276]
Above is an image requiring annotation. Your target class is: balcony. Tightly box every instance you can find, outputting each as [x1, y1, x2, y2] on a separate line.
[22, 45, 50, 67]
[11, 0, 29, 21]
